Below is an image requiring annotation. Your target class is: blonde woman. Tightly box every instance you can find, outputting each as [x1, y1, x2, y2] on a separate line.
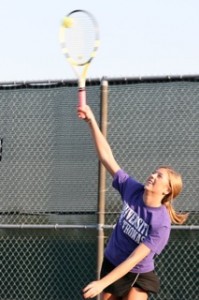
[78, 105, 188, 300]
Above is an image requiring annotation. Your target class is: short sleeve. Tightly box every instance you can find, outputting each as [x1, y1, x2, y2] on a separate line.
[143, 225, 170, 254]
[112, 169, 143, 199]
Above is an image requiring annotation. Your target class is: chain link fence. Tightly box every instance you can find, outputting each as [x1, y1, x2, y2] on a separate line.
[105, 79, 198, 225]
[0, 76, 198, 300]
[0, 228, 97, 300]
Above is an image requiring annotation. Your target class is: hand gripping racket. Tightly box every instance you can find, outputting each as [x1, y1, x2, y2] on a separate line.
[59, 10, 100, 117]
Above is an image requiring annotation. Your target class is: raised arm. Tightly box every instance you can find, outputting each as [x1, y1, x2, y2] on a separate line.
[77, 105, 120, 176]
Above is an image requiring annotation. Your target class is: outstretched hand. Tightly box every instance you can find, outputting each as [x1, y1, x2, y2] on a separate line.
[77, 105, 95, 123]
[82, 280, 104, 299]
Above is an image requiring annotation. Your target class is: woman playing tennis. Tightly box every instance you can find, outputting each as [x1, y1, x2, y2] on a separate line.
[77, 105, 188, 300]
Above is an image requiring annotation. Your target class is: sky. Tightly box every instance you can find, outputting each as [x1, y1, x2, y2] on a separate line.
[0, 0, 199, 82]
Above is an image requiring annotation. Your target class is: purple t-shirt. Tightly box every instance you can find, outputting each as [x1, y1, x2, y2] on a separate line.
[104, 169, 171, 273]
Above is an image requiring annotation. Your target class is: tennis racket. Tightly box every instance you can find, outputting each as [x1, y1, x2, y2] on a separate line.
[59, 9, 100, 117]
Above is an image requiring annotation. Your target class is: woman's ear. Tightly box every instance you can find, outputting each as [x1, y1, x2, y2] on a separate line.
[162, 187, 171, 196]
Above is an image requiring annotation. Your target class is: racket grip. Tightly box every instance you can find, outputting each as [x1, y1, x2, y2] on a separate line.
[78, 88, 86, 118]
[78, 87, 86, 107]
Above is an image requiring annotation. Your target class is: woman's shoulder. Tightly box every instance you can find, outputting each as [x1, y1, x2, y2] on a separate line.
[112, 169, 130, 183]
[112, 169, 144, 192]
[150, 205, 171, 228]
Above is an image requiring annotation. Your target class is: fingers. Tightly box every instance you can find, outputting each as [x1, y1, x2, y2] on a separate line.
[77, 105, 86, 119]
[82, 288, 96, 299]
[77, 105, 93, 122]
[77, 105, 87, 119]
[82, 285, 94, 299]
[77, 111, 86, 120]
[82, 281, 102, 299]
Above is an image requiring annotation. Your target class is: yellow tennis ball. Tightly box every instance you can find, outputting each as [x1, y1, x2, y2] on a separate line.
[62, 17, 74, 28]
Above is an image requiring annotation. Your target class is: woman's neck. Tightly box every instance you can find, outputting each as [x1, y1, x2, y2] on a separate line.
[143, 190, 162, 208]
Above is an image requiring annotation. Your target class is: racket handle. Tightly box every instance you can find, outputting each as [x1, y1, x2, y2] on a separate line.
[78, 88, 86, 118]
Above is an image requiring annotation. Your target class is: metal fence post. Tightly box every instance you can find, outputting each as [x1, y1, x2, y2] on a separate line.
[97, 78, 109, 300]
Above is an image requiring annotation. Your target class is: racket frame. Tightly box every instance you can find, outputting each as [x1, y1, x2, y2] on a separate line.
[59, 9, 100, 109]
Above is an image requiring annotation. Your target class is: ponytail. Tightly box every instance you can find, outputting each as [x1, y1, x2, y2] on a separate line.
[160, 166, 189, 225]
[163, 200, 188, 224]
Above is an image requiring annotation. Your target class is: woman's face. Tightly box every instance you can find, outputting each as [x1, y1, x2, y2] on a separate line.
[145, 168, 171, 196]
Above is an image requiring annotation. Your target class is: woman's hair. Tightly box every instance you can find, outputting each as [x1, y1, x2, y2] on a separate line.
[160, 166, 189, 224]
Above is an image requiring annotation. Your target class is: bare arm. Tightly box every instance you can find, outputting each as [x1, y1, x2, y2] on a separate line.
[77, 105, 120, 176]
[82, 243, 151, 299]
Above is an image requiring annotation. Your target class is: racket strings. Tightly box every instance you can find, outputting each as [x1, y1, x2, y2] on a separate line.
[63, 12, 98, 65]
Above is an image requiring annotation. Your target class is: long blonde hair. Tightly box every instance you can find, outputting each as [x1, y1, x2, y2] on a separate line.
[160, 166, 188, 224]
